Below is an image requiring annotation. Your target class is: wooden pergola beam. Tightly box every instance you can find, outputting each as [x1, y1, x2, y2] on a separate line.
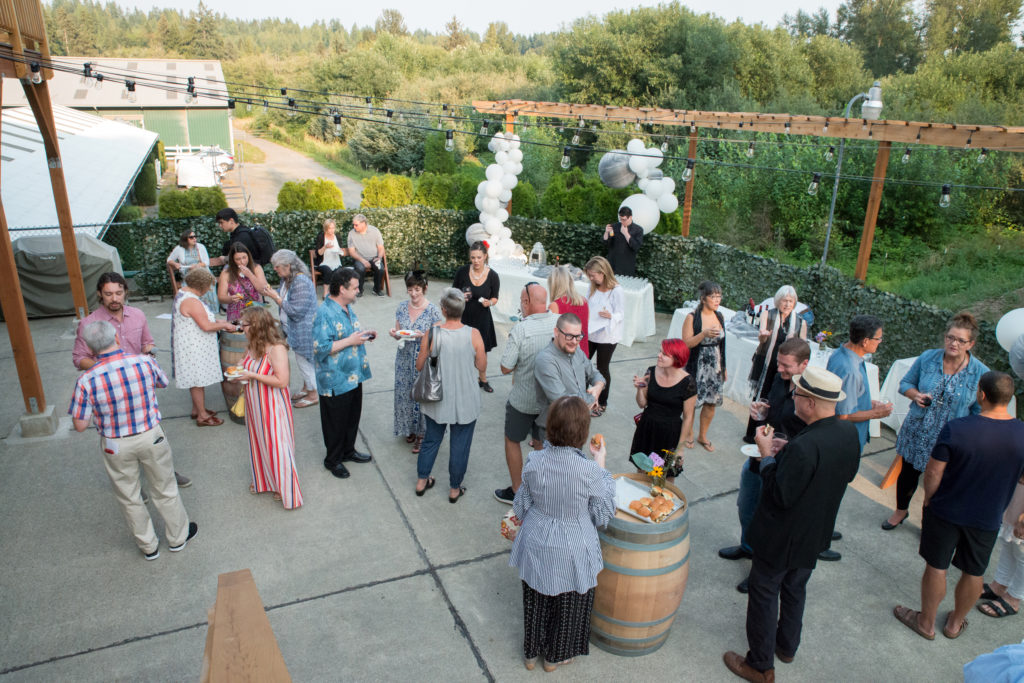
[473, 99, 1024, 150]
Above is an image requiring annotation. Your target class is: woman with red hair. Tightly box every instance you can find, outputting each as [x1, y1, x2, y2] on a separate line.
[629, 338, 697, 476]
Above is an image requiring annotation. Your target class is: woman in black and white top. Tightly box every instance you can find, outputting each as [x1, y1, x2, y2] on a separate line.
[313, 218, 346, 298]
[509, 396, 615, 672]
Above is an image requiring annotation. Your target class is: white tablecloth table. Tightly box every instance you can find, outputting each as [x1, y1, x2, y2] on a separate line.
[670, 306, 880, 437]
[879, 356, 1016, 434]
[489, 261, 656, 347]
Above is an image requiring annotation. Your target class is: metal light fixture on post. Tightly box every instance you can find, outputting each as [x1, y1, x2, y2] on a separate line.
[821, 81, 882, 266]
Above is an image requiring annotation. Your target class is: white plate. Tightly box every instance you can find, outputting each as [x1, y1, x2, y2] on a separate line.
[614, 477, 680, 524]
[741, 444, 761, 458]
[223, 370, 245, 380]
[395, 329, 418, 337]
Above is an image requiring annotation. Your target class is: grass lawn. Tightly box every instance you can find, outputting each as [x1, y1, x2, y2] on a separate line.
[235, 140, 266, 164]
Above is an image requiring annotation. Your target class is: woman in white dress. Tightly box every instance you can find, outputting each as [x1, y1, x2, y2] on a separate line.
[173, 267, 237, 426]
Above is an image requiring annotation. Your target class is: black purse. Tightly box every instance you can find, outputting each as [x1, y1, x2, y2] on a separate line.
[411, 327, 443, 403]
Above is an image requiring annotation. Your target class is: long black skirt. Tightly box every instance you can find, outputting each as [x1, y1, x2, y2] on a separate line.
[522, 581, 595, 663]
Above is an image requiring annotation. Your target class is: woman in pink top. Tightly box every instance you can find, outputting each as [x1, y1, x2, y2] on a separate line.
[547, 266, 589, 356]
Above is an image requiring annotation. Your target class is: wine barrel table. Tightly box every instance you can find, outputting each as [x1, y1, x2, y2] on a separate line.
[219, 330, 248, 424]
[590, 473, 690, 656]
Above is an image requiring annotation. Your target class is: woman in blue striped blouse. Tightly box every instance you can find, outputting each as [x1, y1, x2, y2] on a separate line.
[509, 396, 616, 672]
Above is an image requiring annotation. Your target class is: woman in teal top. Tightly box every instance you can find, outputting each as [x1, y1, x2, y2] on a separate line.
[883, 312, 988, 530]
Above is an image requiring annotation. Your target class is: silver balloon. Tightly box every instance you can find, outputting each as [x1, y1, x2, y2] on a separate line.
[598, 150, 636, 189]
[647, 168, 664, 181]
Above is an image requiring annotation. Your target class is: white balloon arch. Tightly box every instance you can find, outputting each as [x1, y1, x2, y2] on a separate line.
[466, 132, 523, 259]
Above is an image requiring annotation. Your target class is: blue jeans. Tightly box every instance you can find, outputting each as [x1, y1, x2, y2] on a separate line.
[738, 458, 763, 552]
[417, 415, 476, 490]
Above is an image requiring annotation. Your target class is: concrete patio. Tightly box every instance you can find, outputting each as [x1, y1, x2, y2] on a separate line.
[0, 290, 1015, 681]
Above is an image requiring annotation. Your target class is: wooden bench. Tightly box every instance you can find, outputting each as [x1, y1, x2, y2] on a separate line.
[201, 569, 291, 682]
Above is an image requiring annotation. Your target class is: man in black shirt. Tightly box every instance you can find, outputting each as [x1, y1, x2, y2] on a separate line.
[719, 338, 809, 591]
[208, 207, 258, 267]
[602, 207, 644, 276]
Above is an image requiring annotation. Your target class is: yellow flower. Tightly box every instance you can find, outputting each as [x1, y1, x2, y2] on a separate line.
[650, 466, 664, 478]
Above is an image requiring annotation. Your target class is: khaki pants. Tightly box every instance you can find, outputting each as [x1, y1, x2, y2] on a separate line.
[100, 425, 189, 553]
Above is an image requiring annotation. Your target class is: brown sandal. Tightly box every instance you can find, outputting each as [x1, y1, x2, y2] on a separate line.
[196, 414, 224, 427]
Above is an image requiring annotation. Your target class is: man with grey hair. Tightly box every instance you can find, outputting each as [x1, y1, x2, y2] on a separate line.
[533, 312, 606, 431]
[69, 321, 196, 560]
[347, 214, 386, 296]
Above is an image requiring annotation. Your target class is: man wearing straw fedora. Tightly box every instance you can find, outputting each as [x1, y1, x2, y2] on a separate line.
[724, 367, 860, 683]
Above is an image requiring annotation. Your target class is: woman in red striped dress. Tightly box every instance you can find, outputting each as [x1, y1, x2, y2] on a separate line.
[236, 306, 302, 509]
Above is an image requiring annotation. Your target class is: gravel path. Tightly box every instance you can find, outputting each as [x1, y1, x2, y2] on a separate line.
[227, 123, 363, 212]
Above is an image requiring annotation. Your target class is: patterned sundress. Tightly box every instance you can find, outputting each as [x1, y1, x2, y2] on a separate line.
[226, 275, 262, 322]
[242, 349, 302, 509]
[393, 301, 442, 437]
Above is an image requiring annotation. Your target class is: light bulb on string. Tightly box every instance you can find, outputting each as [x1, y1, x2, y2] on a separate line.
[445, 130, 455, 152]
[480, 120, 489, 135]
[287, 97, 296, 117]
[571, 129, 581, 146]
[560, 146, 571, 170]
[746, 142, 755, 158]
[661, 140, 669, 153]
[964, 134, 973, 149]
[386, 109, 394, 124]
[635, 119, 641, 132]
[227, 98, 235, 111]
[784, 121, 791, 135]
[690, 121, 696, 133]
[939, 184, 951, 208]
[681, 158, 695, 182]
[824, 146, 834, 162]
[915, 130, 922, 143]
[263, 100, 269, 114]
[591, 123, 598, 133]
[977, 148, 988, 163]
[822, 121, 829, 134]
[365, 96, 372, 114]
[94, 72, 104, 90]
[246, 100, 252, 112]
[333, 113, 342, 136]
[29, 62, 42, 85]
[280, 87, 287, 96]
[807, 172, 821, 196]
[901, 148, 911, 164]
[437, 117, 443, 130]
[124, 80, 137, 102]
[80, 62, 93, 86]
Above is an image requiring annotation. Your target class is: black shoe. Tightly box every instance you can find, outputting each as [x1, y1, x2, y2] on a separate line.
[881, 514, 907, 531]
[331, 463, 351, 479]
[479, 380, 494, 393]
[736, 577, 749, 593]
[718, 545, 753, 561]
[374, 289, 385, 297]
[818, 549, 841, 561]
[143, 548, 160, 561]
[494, 486, 514, 504]
[341, 451, 372, 463]
[169, 522, 198, 552]
[832, 530, 843, 541]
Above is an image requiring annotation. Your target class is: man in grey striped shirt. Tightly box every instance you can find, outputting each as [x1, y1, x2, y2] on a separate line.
[494, 282, 557, 504]
[534, 312, 606, 430]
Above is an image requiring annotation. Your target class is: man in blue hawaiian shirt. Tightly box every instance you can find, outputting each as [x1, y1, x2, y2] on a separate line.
[313, 267, 375, 478]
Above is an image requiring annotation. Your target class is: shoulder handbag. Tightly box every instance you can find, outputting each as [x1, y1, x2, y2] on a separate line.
[411, 327, 443, 403]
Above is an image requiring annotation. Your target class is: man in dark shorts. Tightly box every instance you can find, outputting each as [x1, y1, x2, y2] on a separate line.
[494, 283, 555, 504]
[893, 371, 1024, 640]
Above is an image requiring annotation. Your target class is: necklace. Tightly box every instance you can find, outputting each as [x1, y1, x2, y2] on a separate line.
[469, 266, 488, 285]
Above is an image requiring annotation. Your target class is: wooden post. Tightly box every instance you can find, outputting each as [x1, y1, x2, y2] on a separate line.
[19, 78, 90, 319]
[0, 81, 47, 414]
[854, 141, 891, 282]
[680, 128, 697, 236]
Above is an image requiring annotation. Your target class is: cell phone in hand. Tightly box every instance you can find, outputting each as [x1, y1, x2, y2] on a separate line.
[364, 331, 377, 341]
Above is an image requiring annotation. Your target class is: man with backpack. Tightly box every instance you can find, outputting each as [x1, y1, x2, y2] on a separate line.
[209, 208, 274, 266]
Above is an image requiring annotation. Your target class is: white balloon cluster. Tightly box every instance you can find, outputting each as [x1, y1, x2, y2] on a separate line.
[597, 138, 680, 233]
[466, 132, 524, 259]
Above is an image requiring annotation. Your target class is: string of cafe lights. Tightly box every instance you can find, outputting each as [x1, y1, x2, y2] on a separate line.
[5, 54, 1023, 206]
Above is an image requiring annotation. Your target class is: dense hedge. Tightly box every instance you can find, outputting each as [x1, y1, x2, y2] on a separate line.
[103, 206, 1014, 383]
[158, 187, 228, 218]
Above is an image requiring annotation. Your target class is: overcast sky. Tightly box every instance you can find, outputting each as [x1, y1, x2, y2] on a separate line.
[120, 0, 845, 35]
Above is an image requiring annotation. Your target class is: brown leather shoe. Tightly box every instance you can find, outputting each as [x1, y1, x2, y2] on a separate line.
[723, 651, 775, 682]
[775, 647, 794, 663]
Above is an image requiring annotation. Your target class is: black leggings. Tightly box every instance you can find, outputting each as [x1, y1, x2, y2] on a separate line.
[895, 457, 923, 511]
[587, 342, 616, 407]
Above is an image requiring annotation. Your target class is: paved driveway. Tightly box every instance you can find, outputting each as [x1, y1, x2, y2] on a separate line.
[225, 123, 363, 212]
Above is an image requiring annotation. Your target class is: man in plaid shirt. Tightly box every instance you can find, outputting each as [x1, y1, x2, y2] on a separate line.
[69, 320, 197, 560]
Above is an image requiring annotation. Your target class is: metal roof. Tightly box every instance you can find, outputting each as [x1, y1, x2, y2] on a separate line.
[1, 105, 158, 236]
[1, 57, 229, 110]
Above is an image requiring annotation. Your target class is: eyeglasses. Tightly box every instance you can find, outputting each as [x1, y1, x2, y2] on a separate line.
[867, 336, 883, 342]
[556, 328, 583, 341]
[945, 334, 971, 346]
[187, 235, 197, 239]
[790, 390, 813, 400]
